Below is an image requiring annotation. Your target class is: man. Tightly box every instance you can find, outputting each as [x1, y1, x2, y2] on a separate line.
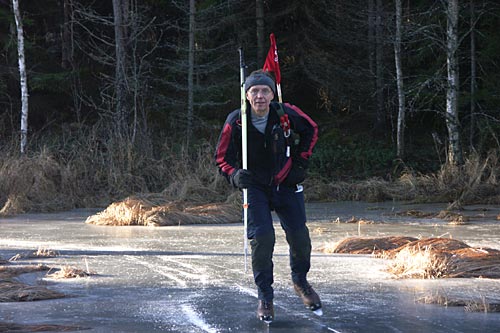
[215, 70, 320, 323]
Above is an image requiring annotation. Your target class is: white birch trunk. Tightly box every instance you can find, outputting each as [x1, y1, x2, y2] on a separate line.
[445, 0, 463, 165]
[394, 0, 405, 158]
[12, 0, 29, 154]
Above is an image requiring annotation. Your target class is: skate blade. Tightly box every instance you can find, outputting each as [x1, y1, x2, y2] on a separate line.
[259, 316, 273, 324]
[312, 308, 323, 316]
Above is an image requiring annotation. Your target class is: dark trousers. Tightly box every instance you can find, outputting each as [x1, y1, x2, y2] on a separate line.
[247, 184, 312, 301]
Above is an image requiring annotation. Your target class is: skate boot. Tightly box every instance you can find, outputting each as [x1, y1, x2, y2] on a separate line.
[293, 282, 323, 316]
[257, 300, 274, 324]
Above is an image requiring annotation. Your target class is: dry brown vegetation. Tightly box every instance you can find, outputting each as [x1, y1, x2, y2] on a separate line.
[85, 193, 240, 226]
[46, 266, 96, 279]
[1, 140, 499, 216]
[0, 262, 64, 303]
[318, 236, 417, 255]
[417, 293, 500, 313]
[9, 247, 59, 261]
[306, 151, 500, 206]
[319, 236, 500, 279]
[0, 135, 230, 216]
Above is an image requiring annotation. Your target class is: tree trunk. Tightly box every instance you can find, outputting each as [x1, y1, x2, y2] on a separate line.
[61, 0, 72, 69]
[368, 0, 375, 76]
[375, 0, 385, 133]
[394, 0, 405, 159]
[256, 0, 265, 65]
[112, 0, 128, 137]
[187, 0, 195, 146]
[469, 0, 477, 150]
[445, 0, 463, 165]
[12, 0, 29, 154]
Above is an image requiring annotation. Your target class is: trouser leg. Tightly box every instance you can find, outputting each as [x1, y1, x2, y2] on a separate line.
[250, 230, 275, 301]
[247, 186, 275, 302]
[285, 226, 311, 285]
[273, 185, 311, 285]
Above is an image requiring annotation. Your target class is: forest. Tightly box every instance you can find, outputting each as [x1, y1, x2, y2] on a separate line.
[1, 0, 500, 214]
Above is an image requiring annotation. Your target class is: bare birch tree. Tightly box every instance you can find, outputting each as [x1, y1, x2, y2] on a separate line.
[394, 0, 405, 158]
[11, 0, 28, 154]
[445, 0, 463, 165]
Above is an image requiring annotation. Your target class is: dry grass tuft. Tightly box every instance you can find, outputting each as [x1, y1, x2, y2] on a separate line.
[343, 216, 377, 224]
[417, 294, 467, 307]
[9, 247, 59, 261]
[386, 238, 500, 278]
[436, 210, 469, 224]
[319, 235, 500, 279]
[317, 236, 417, 255]
[46, 266, 96, 279]
[417, 293, 500, 313]
[394, 210, 435, 218]
[386, 245, 451, 279]
[85, 194, 240, 226]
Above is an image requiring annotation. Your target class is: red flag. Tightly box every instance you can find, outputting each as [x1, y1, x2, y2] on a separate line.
[262, 33, 281, 85]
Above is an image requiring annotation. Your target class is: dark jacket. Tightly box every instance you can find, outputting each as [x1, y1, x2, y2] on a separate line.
[215, 102, 318, 188]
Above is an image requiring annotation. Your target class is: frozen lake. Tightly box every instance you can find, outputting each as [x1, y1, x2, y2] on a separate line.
[1, 201, 500, 332]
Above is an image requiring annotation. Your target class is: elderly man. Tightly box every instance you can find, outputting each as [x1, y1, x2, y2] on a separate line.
[215, 70, 320, 323]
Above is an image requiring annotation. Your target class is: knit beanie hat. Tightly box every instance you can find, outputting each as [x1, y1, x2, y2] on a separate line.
[244, 72, 276, 94]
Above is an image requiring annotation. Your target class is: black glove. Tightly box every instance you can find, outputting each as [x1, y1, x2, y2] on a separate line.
[282, 158, 308, 187]
[230, 169, 254, 189]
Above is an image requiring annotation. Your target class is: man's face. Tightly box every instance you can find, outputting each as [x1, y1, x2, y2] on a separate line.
[246, 85, 274, 117]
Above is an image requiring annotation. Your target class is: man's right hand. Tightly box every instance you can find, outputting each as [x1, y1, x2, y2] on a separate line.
[230, 169, 254, 189]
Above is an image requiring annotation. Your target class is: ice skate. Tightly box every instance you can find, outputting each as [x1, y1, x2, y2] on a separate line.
[257, 300, 274, 324]
[294, 282, 323, 316]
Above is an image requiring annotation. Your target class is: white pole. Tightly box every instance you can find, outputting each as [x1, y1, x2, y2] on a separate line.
[239, 48, 249, 272]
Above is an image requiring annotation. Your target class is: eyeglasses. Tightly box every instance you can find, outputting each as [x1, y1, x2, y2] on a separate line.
[248, 88, 273, 97]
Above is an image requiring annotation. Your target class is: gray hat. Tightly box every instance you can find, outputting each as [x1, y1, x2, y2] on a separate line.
[244, 72, 276, 94]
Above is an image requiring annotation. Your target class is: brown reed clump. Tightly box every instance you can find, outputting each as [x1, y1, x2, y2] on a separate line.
[0, 264, 50, 278]
[0, 263, 66, 302]
[319, 235, 500, 279]
[0, 278, 65, 302]
[394, 210, 435, 218]
[386, 238, 500, 279]
[85, 193, 240, 226]
[46, 266, 96, 279]
[9, 247, 59, 261]
[417, 293, 500, 313]
[318, 236, 418, 255]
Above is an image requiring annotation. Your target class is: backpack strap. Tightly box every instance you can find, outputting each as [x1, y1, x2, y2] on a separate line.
[274, 103, 291, 138]
[275, 102, 285, 117]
